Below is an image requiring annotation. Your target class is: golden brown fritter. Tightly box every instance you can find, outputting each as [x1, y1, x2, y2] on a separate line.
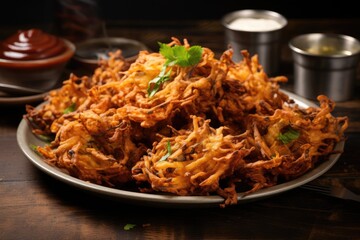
[24, 37, 348, 207]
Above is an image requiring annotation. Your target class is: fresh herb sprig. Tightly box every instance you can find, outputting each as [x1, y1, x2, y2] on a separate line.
[123, 223, 136, 230]
[159, 140, 172, 162]
[147, 42, 203, 97]
[63, 102, 76, 114]
[277, 127, 300, 144]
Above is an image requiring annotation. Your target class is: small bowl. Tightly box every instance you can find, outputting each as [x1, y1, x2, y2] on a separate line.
[71, 37, 148, 75]
[0, 30, 75, 93]
[289, 33, 360, 101]
[221, 9, 287, 75]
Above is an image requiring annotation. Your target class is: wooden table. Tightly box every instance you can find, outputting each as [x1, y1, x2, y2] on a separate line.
[1, 18, 360, 240]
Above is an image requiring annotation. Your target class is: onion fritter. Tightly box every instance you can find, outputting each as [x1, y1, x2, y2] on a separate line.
[24, 37, 348, 207]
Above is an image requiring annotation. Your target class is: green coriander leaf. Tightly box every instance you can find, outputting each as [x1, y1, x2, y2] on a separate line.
[148, 42, 203, 97]
[187, 46, 203, 66]
[30, 144, 38, 152]
[172, 45, 188, 66]
[277, 127, 300, 144]
[124, 223, 136, 230]
[147, 65, 172, 97]
[159, 42, 175, 60]
[159, 141, 172, 161]
[36, 134, 54, 143]
[30, 144, 45, 157]
[63, 102, 76, 114]
[30, 144, 37, 150]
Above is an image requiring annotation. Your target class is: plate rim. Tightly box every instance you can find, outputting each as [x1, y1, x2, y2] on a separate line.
[0, 91, 48, 105]
[16, 89, 344, 207]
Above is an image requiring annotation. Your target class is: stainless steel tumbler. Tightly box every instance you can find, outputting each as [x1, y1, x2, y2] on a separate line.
[289, 33, 360, 102]
[222, 9, 288, 76]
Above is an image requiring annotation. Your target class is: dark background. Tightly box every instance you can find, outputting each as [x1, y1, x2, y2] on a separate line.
[1, 0, 359, 51]
[1, 0, 359, 25]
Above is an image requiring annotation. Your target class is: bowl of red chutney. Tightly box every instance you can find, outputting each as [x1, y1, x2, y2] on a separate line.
[0, 28, 75, 93]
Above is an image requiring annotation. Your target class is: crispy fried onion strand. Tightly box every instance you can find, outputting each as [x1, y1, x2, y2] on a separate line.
[24, 37, 348, 207]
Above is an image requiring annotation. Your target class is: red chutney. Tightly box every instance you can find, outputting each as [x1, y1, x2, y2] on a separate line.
[0, 29, 66, 61]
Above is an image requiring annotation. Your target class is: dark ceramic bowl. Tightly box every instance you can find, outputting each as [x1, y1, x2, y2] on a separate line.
[0, 39, 75, 92]
[72, 37, 148, 74]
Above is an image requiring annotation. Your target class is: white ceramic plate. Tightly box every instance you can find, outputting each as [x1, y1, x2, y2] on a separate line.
[16, 90, 344, 207]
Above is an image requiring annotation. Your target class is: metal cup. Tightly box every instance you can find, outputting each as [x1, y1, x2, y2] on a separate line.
[222, 9, 287, 76]
[289, 33, 360, 102]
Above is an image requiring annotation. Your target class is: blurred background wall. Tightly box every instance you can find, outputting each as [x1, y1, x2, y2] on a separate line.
[1, 0, 359, 48]
[1, 0, 358, 26]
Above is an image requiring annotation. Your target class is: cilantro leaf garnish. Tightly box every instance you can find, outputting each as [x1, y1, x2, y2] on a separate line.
[147, 42, 203, 97]
[63, 102, 76, 114]
[159, 140, 172, 162]
[30, 144, 39, 154]
[277, 127, 300, 144]
[147, 64, 172, 98]
[36, 134, 54, 143]
[123, 223, 136, 230]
